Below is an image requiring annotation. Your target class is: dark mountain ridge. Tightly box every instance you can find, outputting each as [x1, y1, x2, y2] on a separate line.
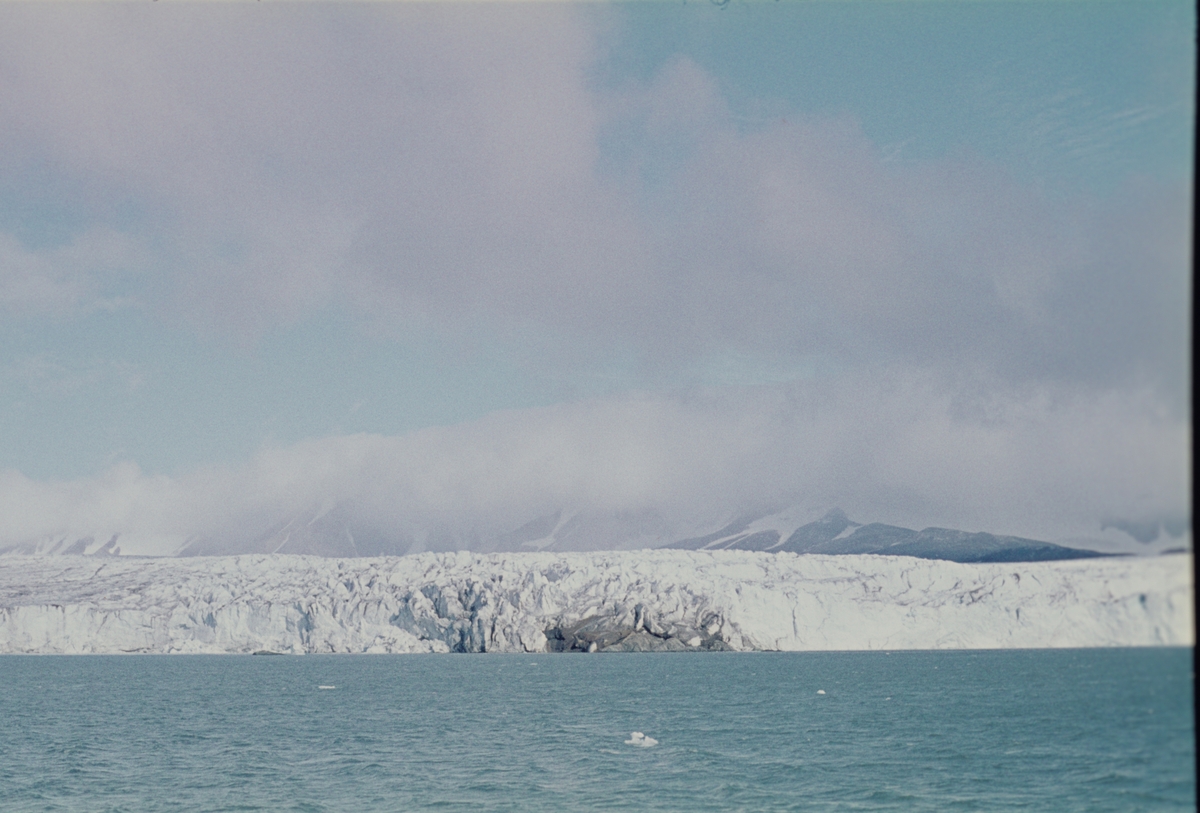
[667, 508, 1109, 563]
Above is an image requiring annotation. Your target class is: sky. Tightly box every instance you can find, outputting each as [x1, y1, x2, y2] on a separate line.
[0, 0, 1192, 554]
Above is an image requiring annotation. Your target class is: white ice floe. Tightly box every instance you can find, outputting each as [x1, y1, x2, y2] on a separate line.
[625, 732, 658, 747]
[0, 550, 1191, 655]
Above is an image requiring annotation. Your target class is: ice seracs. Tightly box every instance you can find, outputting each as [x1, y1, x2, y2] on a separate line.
[0, 550, 1191, 655]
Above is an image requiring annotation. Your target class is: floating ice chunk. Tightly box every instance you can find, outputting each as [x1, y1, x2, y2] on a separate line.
[318, 685, 337, 690]
[625, 731, 658, 747]
[817, 689, 825, 695]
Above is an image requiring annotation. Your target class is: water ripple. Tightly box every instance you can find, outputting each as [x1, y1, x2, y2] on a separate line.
[0, 649, 1193, 812]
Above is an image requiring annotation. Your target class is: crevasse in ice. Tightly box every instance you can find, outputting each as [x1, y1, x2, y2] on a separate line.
[0, 551, 1191, 654]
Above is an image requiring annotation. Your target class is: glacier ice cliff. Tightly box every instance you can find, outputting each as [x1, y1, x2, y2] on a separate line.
[0, 551, 1191, 655]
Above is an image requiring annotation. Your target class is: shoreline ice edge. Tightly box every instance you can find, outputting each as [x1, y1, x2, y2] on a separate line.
[0, 551, 1192, 654]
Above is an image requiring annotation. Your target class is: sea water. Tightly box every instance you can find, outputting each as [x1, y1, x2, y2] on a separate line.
[0, 649, 1192, 812]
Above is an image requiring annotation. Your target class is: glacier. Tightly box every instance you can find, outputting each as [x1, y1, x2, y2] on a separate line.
[0, 551, 1191, 655]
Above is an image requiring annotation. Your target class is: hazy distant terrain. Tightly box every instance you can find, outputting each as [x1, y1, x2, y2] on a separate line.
[0, 506, 1136, 564]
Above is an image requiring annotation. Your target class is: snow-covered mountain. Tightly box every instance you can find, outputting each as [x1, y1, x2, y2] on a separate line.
[0, 551, 1190, 654]
[667, 508, 1107, 562]
[0, 505, 1126, 563]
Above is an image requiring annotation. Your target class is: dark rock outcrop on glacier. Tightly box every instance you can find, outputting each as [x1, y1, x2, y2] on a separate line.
[543, 605, 731, 653]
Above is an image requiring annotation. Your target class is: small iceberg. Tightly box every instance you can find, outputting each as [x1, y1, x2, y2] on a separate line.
[625, 731, 658, 747]
[318, 685, 337, 690]
[817, 690, 825, 695]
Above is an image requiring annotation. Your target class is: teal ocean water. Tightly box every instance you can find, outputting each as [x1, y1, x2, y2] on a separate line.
[0, 649, 1193, 812]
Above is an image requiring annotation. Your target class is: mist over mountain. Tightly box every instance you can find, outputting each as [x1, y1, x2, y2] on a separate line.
[2, 502, 1146, 564]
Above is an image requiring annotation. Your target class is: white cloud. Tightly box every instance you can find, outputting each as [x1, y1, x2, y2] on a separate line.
[0, 373, 1186, 553]
[0, 7, 1186, 402]
[0, 6, 1187, 548]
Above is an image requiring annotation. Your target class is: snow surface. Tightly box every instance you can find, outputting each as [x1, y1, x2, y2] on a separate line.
[0, 551, 1191, 655]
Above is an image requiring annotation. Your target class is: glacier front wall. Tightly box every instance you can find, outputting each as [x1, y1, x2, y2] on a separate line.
[0, 551, 1192, 654]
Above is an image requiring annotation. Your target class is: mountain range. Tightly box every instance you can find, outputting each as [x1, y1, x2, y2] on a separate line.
[0, 505, 1116, 563]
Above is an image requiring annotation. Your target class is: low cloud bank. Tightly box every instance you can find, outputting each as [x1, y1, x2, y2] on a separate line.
[0, 372, 1187, 555]
[0, 6, 1188, 557]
